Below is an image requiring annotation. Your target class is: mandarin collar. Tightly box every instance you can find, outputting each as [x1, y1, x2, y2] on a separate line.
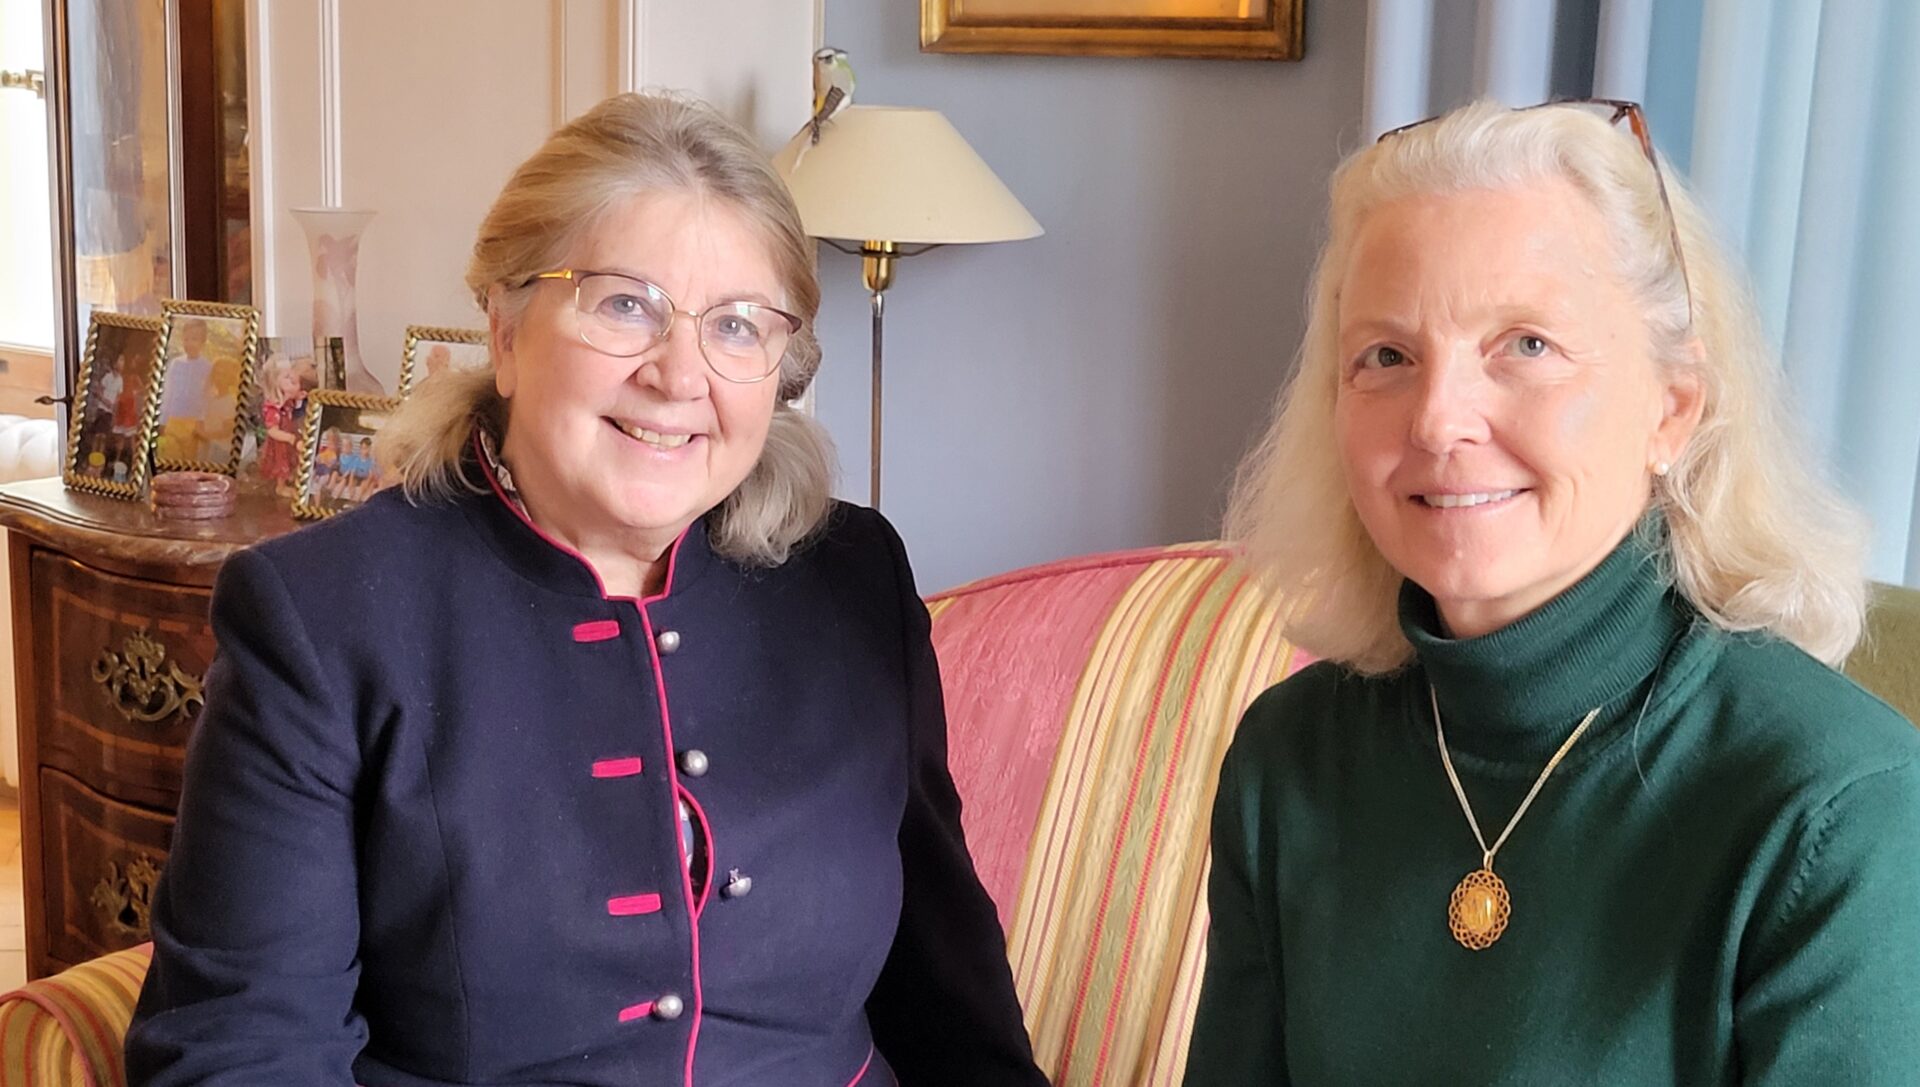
[458, 430, 715, 603]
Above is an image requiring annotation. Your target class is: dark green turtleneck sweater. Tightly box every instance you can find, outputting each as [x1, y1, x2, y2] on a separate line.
[1184, 530, 1920, 1085]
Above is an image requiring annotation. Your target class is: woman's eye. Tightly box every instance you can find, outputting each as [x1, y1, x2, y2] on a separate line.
[712, 313, 763, 346]
[602, 295, 646, 320]
[1510, 334, 1550, 358]
[1361, 345, 1408, 369]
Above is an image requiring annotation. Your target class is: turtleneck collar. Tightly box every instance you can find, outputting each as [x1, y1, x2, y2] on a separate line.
[1399, 519, 1693, 762]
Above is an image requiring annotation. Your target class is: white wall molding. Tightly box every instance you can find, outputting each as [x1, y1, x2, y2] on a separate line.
[163, 0, 187, 296]
[619, 0, 642, 92]
[246, 0, 274, 330]
[627, 0, 817, 148]
[317, 0, 344, 206]
[248, 2, 817, 387]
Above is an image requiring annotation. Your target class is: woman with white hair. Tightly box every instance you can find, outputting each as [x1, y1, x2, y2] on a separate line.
[128, 92, 1046, 1087]
[1185, 99, 1920, 1084]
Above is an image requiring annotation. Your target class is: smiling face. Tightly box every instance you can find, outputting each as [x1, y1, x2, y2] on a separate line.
[493, 188, 785, 564]
[1333, 178, 1703, 637]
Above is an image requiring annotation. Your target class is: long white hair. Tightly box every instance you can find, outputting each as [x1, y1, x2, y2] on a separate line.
[1226, 100, 1869, 673]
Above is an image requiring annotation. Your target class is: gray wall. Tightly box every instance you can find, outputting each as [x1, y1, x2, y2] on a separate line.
[813, 1, 1370, 591]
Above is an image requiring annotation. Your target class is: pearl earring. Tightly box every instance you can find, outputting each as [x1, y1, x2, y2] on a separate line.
[1653, 461, 1671, 477]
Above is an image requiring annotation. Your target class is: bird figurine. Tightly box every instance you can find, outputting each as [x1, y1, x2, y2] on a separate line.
[807, 47, 855, 147]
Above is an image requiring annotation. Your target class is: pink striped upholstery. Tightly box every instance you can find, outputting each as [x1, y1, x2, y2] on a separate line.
[929, 543, 1308, 1086]
[0, 944, 151, 1087]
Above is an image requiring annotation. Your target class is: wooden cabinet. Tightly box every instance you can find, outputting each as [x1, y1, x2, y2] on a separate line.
[0, 478, 296, 979]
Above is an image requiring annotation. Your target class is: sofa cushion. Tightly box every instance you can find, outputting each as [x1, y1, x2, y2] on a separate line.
[929, 544, 1308, 1087]
[1847, 582, 1920, 726]
[0, 943, 151, 1087]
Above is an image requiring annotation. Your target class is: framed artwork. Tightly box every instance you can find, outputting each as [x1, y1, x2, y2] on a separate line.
[920, 0, 1304, 59]
[398, 325, 490, 397]
[293, 390, 400, 520]
[64, 312, 166, 499]
[152, 299, 260, 474]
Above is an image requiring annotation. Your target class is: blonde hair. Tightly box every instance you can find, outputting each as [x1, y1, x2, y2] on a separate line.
[377, 91, 834, 567]
[1226, 100, 1869, 673]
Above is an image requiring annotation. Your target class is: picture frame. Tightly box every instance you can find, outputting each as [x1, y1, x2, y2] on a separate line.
[152, 299, 261, 475]
[920, 0, 1304, 60]
[293, 390, 400, 520]
[318, 336, 347, 391]
[250, 336, 320, 495]
[398, 325, 490, 397]
[64, 312, 166, 500]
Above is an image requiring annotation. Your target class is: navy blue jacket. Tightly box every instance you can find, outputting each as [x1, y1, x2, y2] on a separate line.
[127, 464, 1047, 1086]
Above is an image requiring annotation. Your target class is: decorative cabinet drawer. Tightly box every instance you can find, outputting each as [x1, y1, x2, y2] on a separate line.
[1, 476, 294, 979]
[37, 767, 175, 966]
[28, 548, 213, 811]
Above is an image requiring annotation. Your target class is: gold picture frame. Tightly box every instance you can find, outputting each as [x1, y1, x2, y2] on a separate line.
[152, 299, 261, 475]
[64, 312, 166, 500]
[921, 0, 1304, 60]
[397, 325, 490, 397]
[293, 389, 401, 520]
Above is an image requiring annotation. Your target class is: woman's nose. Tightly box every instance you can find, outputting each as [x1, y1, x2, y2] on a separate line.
[638, 317, 710, 399]
[1407, 353, 1491, 453]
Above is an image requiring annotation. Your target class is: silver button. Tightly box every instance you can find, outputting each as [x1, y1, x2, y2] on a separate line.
[679, 749, 709, 778]
[722, 869, 752, 899]
[656, 629, 682, 654]
[653, 993, 685, 1021]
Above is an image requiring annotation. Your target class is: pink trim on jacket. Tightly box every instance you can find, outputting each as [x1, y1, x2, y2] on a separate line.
[572, 620, 621, 643]
[618, 1001, 655, 1023]
[640, 603, 705, 1086]
[844, 1045, 875, 1086]
[591, 757, 644, 779]
[607, 893, 664, 917]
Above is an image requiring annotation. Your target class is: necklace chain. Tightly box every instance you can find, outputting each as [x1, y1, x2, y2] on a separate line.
[1430, 686, 1600, 870]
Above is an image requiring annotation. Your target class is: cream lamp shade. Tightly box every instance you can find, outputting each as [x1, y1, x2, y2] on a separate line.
[774, 104, 1040, 509]
[773, 106, 1042, 244]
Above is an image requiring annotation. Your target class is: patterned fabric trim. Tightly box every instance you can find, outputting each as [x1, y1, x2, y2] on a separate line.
[933, 544, 1306, 1087]
[0, 943, 153, 1087]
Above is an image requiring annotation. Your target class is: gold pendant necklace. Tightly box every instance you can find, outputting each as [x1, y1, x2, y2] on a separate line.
[1431, 687, 1600, 951]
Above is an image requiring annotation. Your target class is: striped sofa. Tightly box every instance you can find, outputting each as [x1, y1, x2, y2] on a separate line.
[3, 544, 1914, 1087]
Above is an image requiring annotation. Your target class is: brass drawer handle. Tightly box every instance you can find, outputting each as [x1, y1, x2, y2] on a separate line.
[92, 853, 162, 939]
[91, 630, 206, 724]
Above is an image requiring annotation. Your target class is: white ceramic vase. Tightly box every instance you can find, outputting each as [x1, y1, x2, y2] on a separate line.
[290, 207, 383, 394]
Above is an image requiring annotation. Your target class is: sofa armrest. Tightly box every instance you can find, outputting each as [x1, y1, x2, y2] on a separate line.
[0, 944, 152, 1087]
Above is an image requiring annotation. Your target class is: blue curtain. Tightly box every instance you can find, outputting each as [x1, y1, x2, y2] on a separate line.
[1647, 0, 1920, 587]
[1363, 0, 1920, 586]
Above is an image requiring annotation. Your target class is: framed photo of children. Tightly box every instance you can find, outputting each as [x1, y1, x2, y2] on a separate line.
[65, 312, 166, 499]
[293, 390, 400, 519]
[398, 326, 490, 397]
[153, 299, 260, 474]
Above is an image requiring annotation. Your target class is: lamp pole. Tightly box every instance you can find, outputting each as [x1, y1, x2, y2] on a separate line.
[861, 240, 896, 508]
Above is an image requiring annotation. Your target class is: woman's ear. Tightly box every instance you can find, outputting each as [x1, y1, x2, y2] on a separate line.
[1653, 338, 1708, 467]
[489, 290, 518, 400]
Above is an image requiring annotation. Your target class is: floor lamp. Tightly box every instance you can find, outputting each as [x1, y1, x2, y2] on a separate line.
[775, 106, 1041, 508]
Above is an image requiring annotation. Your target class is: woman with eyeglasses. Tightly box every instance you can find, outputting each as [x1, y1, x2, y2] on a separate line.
[1185, 99, 1920, 1084]
[127, 92, 1047, 1087]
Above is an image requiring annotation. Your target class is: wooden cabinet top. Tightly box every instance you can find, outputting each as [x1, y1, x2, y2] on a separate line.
[0, 478, 302, 587]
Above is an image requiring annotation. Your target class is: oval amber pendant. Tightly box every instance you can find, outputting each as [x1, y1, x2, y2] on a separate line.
[1448, 868, 1511, 950]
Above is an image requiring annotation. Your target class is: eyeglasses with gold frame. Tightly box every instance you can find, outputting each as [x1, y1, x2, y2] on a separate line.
[525, 268, 804, 384]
